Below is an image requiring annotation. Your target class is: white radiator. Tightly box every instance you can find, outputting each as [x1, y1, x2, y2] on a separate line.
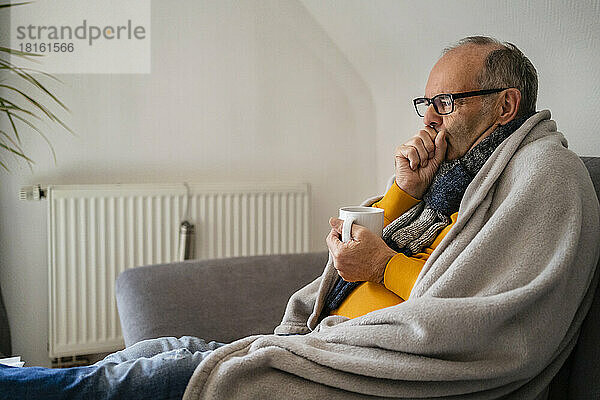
[45, 183, 310, 358]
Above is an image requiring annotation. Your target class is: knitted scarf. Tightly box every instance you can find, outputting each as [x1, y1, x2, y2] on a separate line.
[319, 115, 530, 319]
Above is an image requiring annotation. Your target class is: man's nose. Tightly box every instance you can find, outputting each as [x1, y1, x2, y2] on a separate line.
[423, 104, 442, 128]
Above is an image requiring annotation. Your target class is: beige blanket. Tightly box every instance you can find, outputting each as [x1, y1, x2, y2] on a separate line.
[184, 110, 600, 399]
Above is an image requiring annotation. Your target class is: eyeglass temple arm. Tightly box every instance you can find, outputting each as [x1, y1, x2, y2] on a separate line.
[451, 88, 509, 99]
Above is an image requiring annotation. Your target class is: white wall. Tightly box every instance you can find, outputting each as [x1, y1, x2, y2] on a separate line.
[302, 0, 600, 189]
[0, 0, 376, 367]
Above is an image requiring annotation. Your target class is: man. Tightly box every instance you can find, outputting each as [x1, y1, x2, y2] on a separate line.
[2, 36, 598, 400]
[321, 36, 532, 320]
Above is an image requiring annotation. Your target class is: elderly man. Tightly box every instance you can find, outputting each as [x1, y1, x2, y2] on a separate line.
[321, 36, 536, 319]
[2, 36, 598, 400]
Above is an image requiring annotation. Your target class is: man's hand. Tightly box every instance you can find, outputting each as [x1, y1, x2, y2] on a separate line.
[326, 217, 397, 283]
[395, 126, 447, 199]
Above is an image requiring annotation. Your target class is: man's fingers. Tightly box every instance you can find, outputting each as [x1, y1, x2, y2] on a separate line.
[398, 132, 440, 170]
[394, 126, 446, 197]
[398, 145, 421, 171]
[416, 129, 435, 159]
[422, 124, 439, 138]
[433, 130, 447, 163]
[326, 228, 342, 257]
[329, 217, 343, 234]
[412, 136, 430, 168]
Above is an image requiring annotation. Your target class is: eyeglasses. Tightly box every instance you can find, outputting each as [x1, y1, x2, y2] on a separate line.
[413, 88, 509, 117]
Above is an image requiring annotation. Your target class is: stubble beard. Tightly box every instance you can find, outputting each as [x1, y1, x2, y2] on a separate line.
[444, 108, 496, 160]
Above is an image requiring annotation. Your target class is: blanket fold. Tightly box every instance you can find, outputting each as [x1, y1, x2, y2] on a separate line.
[183, 110, 600, 400]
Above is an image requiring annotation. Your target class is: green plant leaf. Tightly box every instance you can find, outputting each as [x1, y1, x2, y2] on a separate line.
[0, 86, 51, 119]
[0, 137, 34, 173]
[0, 46, 42, 58]
[0, 135, 33, 174]
[0, 57, 40, 72]
[0, 84, 74, 136]
[0, 104, 36, 117]
[0, 131, 31, 172]
[0, 64, 63, 84]
[5, 110, 57, 164]
[0, 2, 32, 9]
[5, 110, 43, 131]
[0, 99, 22, 145]
[0, 128, 27, 154]
[0, 0, 72, 171]
[0, 141, 31, 160]
[1, 99, 41, 120]
[0, 60, 69, 112]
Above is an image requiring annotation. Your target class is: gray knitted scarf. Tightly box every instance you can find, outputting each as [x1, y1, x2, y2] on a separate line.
[383, 115, 528, 256]
[319, 115, 531, 320]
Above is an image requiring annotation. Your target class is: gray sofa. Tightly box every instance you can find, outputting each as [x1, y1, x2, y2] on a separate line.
[116, 157, 600, 400]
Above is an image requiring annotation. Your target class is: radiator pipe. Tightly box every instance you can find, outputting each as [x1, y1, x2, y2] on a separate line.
[178, 220, 195, 261]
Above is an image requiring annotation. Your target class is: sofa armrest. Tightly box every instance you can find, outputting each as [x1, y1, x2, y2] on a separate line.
[115, 251, 328, 347]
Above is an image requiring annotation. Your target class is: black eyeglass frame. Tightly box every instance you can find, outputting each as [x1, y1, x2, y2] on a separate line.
[413, 88, 509, 117]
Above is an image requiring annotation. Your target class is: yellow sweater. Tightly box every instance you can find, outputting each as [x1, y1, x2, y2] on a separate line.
[330, 182, 458, 318]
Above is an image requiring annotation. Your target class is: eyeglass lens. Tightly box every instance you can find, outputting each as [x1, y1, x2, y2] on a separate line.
[434, 95, 453, 114]
[415, 94, 454, 117]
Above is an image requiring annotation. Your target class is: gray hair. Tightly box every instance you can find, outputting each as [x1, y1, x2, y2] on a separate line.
[443, 36, 538, 118]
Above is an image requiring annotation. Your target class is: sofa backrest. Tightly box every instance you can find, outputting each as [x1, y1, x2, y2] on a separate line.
[548, 157, 600, 399]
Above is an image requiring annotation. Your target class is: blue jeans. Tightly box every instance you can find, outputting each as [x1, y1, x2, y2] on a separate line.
[0, 336, 225, 400]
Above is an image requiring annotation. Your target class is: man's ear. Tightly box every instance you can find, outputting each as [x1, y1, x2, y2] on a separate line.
[496, 88, 521, 125]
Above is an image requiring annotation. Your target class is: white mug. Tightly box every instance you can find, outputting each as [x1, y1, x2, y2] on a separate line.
[338, 206, 384, 242]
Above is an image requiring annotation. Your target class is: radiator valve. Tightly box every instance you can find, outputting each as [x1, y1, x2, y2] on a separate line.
[19, 184, 46, 201]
